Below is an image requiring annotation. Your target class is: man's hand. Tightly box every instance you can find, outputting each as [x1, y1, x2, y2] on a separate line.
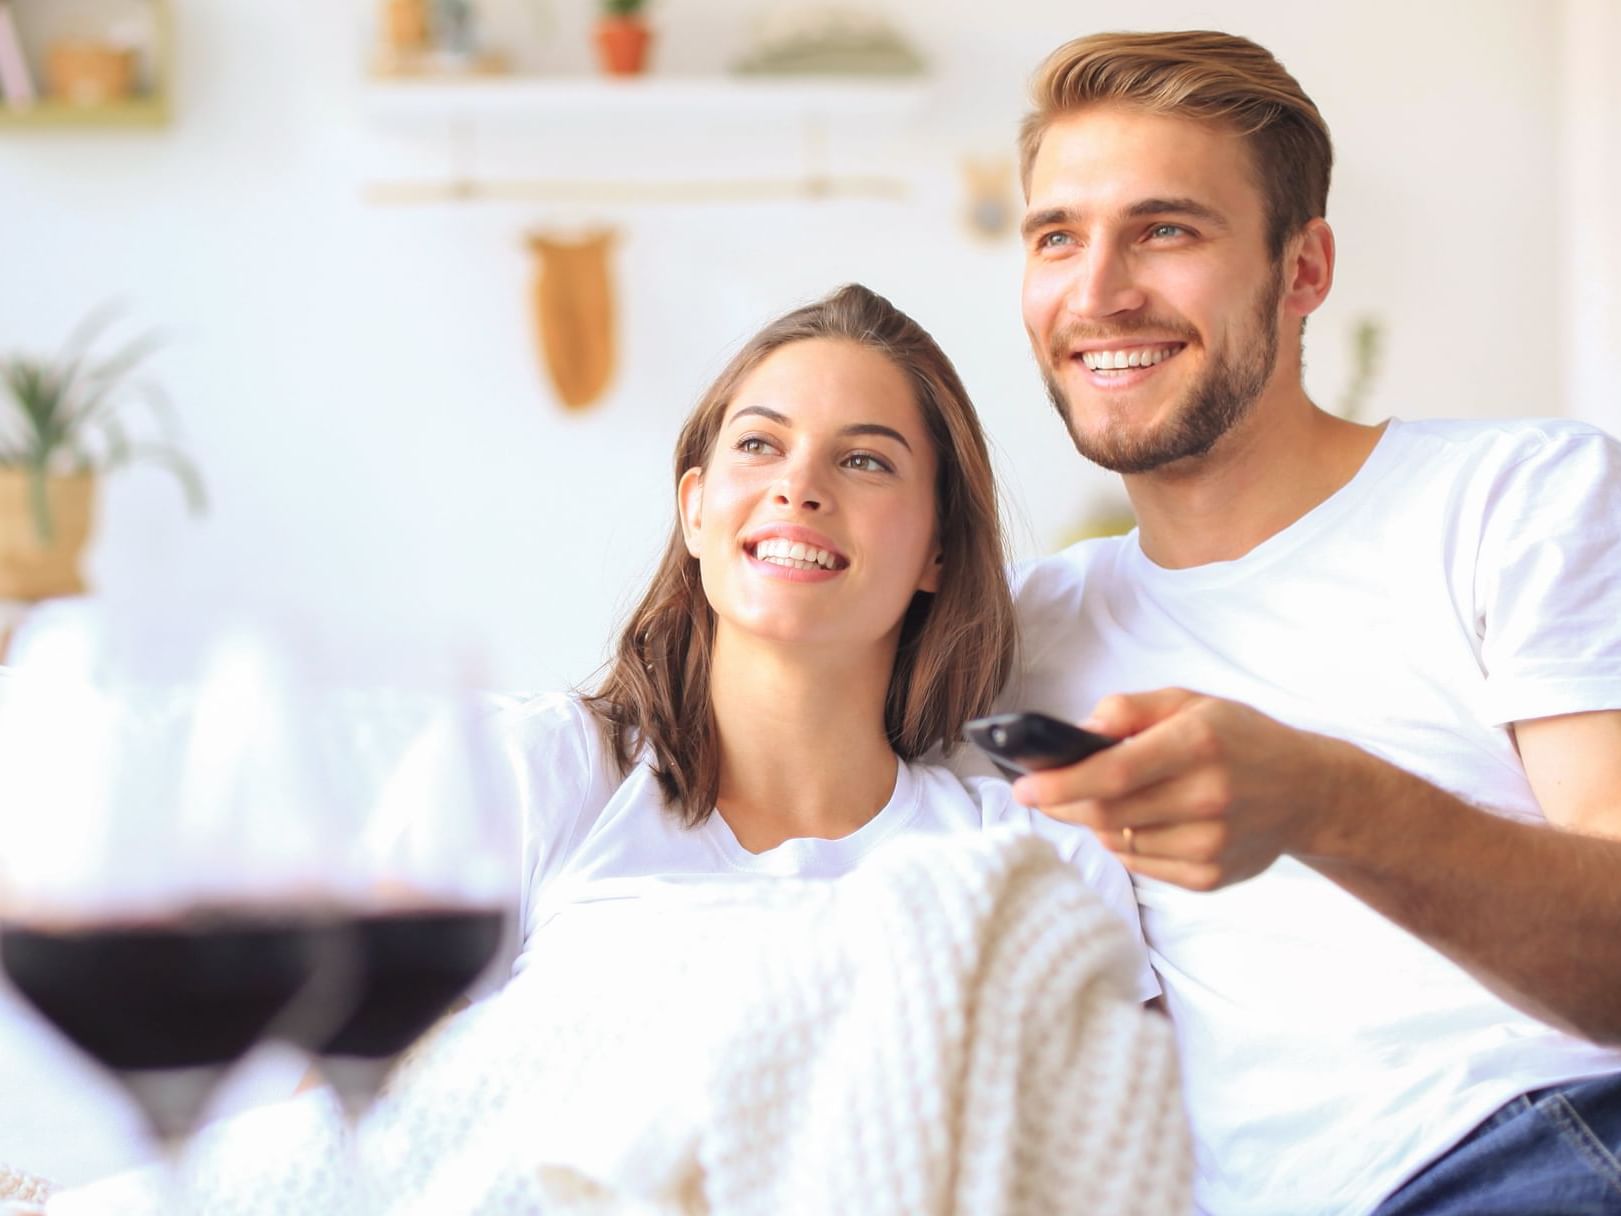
[1010, 688, 1365, 890]
[1012, 692, 1621, 1041]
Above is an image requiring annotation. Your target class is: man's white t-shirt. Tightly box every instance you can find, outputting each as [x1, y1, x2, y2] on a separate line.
[1000, 418, 1621, 1216]
[496, 693, 1158, 1001]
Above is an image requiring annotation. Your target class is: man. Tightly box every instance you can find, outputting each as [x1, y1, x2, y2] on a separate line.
[998, 29, 1621, 1216]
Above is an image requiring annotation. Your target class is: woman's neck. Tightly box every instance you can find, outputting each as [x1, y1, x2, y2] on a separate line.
[708, 628, 900, 853]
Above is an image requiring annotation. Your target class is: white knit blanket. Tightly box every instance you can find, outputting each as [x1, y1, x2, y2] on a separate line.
[44, 829, 1190, 1215]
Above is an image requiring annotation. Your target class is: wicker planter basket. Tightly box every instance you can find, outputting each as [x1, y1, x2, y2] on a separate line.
[0, 471, 96, 601]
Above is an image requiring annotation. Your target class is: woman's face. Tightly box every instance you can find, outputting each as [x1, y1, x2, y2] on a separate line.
[680, 338, 941, 655]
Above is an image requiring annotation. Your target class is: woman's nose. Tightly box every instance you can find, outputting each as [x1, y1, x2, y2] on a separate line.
[773, 484, 823, 511]
[773, 458, 828, 512]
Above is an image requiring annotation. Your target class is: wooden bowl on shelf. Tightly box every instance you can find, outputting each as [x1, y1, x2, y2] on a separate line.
[46, 41, 138, 107]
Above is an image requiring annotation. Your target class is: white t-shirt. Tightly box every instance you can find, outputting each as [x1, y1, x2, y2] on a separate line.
[496, 692, 1157, 1002]
[999, 418, 1621, 1216]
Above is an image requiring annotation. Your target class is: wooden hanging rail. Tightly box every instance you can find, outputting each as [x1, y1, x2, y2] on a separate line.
[363, 173, 909, 205]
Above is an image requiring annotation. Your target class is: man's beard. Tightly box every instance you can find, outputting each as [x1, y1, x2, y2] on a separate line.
[1043, 268, 1284, 475]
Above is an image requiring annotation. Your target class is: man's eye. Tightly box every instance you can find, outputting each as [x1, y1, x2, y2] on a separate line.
[1150, 224, 1188, 239]
[1036, 231, 1074, 249]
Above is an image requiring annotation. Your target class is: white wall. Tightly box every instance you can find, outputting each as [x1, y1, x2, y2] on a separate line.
[1560, 0, 1621, 435]
[0, 0, 1585, 690]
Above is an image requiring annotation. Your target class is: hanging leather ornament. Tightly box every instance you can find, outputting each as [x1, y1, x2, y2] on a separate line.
[527, 230, 618, 411]
[960, 156, 1015, 242]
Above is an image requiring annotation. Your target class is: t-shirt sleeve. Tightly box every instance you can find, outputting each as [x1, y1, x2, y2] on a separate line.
[490, 693, 604, 980]
[1475, 426, 1621, 725]
[968, 775, 1160, 1003]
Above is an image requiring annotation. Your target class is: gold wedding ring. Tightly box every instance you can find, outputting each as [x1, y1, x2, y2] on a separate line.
[1121, 825, 1136, 854]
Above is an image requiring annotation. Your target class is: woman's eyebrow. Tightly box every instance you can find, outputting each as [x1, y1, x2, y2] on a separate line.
[729, 406, 913, 452]
[730, 405, 791, 427]
[843, 423, 912, 452]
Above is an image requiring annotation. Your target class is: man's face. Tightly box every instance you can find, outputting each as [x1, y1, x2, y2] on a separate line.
[1021, 105, 1287, 474]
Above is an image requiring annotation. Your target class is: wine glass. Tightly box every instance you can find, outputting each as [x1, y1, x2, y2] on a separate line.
[0, 626, 354, 1208]
[252, 665, 517, 1214]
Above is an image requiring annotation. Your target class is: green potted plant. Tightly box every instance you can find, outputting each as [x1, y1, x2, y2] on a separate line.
[0, 310, 205, 601]
[596, 0, 652, 76]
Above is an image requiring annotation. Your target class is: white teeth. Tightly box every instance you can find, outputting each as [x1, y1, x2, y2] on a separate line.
[1081, 345, 1178, 371]
[753, 538, 840, 570]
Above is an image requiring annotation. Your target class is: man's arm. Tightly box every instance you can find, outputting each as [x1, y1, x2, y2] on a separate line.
[1011, 690, 1621, 1045]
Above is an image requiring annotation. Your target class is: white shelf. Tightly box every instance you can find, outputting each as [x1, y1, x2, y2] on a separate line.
[364, 74, 932, 125]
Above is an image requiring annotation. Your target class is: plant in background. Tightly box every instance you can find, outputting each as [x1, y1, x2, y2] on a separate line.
[596, 0, 652, 74]
[1335, 315, 1384, 423]
[0, 308, 205, 544]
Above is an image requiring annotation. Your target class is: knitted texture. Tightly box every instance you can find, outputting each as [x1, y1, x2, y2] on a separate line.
[0, 1162, 52, 1209]
[49, 829, 1190, 1215]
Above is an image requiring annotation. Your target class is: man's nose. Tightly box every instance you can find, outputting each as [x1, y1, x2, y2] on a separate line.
[1064, 243, 1147, 320]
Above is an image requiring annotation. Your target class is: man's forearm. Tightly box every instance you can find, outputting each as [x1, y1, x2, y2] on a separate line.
[1301, 744, 1621, 1045]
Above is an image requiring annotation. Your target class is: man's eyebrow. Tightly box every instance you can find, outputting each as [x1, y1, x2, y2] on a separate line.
[727, 406, 913, 452]
[1020, 198, 1231, 239]
[1126, 197, 1230, 229]
[1021, 206, 1075, 241]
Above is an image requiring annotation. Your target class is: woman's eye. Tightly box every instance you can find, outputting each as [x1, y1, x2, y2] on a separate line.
[844, 452, 894, 474]
[735, 435, 777, 456]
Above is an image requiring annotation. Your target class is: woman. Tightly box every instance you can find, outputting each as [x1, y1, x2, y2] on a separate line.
[503, 283, 1152, 995]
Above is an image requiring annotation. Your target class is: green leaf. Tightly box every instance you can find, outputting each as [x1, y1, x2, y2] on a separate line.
[109, 441, 208, 515]
[2, 308, 206, 524]
[26, 463, 53, 545]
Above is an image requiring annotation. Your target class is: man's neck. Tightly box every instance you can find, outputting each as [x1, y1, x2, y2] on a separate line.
[1126, 393, 1386, 570]
[707, 629, 900, 852]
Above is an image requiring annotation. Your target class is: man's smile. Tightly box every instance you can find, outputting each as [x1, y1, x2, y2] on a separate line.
[1079, 342, 1186, 372]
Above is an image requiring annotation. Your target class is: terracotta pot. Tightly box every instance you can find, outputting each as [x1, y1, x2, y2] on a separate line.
[46, 41, 138, 106]
[595, 18, 652, 76]
[0, 471, 96, 601]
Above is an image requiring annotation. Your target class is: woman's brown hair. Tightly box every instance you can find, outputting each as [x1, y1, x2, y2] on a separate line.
[1018, 30, 1334, 258]
[583, 283, 1015, 826]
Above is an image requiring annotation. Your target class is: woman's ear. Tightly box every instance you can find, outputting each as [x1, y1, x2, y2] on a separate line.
[917, 545, 943, 594]
[677, 467, 704, 555]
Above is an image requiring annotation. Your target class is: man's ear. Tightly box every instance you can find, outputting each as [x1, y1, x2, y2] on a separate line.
[917, 545, 943, 594]
[677, 467, 704, 556]
[1283, 217, 1335, 320]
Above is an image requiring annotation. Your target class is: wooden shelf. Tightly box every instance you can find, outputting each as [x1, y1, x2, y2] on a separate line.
[364, 74, 931, 125]
[0, 0, 172, 132]
[361, 71, 931, 206]
[0, 95, 167, 129]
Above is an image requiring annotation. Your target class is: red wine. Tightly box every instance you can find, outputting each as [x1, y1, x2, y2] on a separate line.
[318, 907, 502, 1060]
[0, 913, 321, 1073]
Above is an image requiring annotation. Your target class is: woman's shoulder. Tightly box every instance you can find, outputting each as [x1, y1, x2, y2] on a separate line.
[495, 689, 595, 734]
[905, 758, 1027, 831]
[493, 692, 620, 814]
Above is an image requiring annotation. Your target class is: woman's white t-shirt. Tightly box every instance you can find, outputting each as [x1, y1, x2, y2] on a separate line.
[496, 693, 1157, 1001]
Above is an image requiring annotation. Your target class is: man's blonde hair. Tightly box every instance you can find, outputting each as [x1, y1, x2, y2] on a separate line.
[1019, 30, 1333, 257]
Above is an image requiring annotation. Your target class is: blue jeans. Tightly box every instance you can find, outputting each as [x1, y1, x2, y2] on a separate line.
[1370, 1072, 1621, 1215]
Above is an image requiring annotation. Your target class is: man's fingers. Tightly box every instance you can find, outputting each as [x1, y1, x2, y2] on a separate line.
[1115, 851, 1227, 893]
[1098, 815, 1231, 864]
[1084, 687, 1202, 738]
[1014, 710, 1224, 811]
